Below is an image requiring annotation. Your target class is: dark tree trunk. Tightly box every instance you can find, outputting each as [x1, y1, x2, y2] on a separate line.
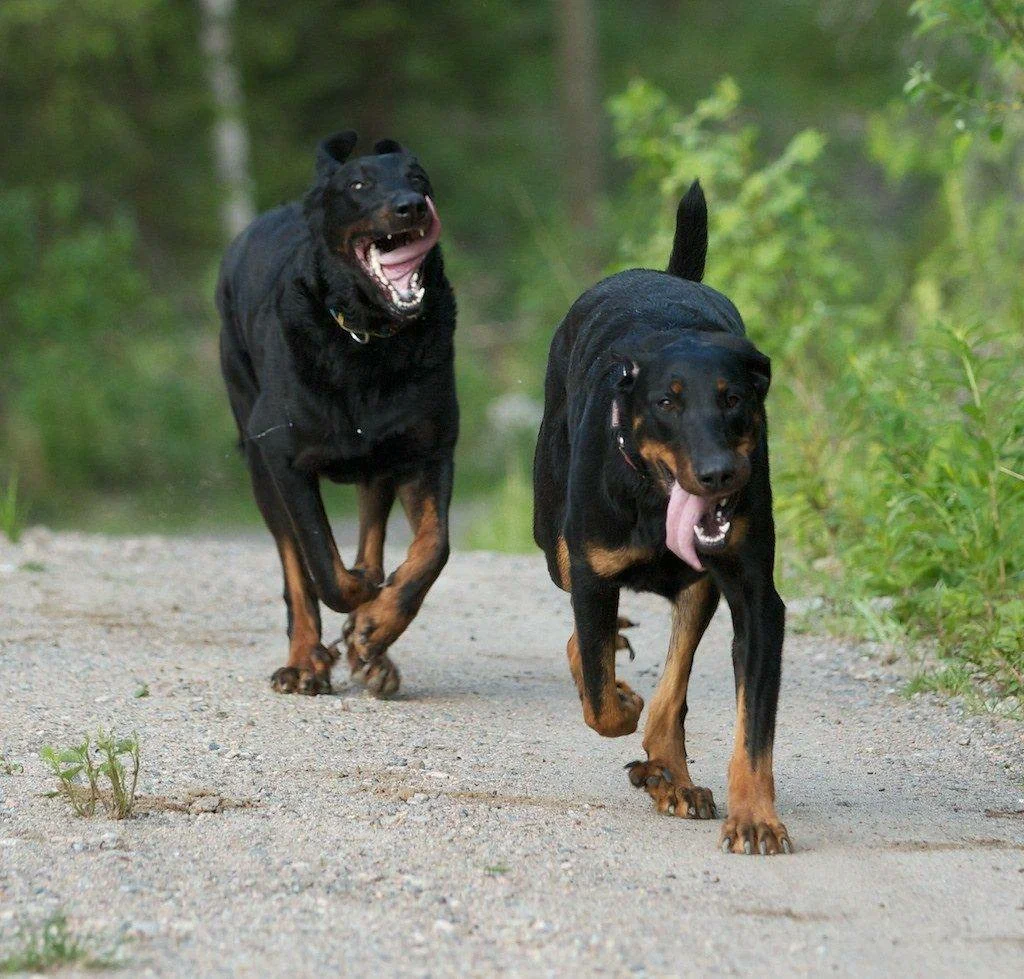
[555, 0, 603, 230]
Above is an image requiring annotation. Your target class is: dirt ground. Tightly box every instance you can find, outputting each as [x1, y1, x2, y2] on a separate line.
[1, 529, 1022, 977]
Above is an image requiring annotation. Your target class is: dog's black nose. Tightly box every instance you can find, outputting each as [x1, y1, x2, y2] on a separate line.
[696, 460, 737, 492]
[393, 193, 427, 221]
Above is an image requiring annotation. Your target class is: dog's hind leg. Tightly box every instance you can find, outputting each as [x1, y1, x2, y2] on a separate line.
[353, 477, 396, 587]
[627, 575, 719, 818]
[343, 458, 453, 697]
[566, 574, 644, 737]
[719, 573, 791, 855]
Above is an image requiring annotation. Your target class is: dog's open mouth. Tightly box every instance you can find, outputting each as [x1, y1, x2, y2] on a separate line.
[665, 484, 738, 572]
[354, 198, 441, 315]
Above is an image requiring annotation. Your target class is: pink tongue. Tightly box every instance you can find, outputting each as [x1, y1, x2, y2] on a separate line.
[377, 197, 441, 294]
[665, 483, 709, 571]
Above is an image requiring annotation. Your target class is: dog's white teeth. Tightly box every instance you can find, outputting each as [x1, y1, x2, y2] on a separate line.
[386, 234, 393, 241]
[418, 228, 425, 238]
[721, 521, 731, 535]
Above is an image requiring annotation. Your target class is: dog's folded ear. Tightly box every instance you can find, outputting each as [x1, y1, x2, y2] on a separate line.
[610, 353, 640, 391]
[315, 131, 359, 178]
[746, 347, 771, 399]
[374, 138, 404, 155]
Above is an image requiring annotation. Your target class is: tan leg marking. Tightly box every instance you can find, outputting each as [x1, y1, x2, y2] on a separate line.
[628, 577, 717, 818]
[566, 630, 643, 737]
[270, 538, 336, 695]
[354, 479, 395, 586]
[345, 490, 448, 697]
[720, 686, 792, 854]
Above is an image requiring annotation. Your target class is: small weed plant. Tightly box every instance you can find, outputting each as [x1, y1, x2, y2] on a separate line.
[41, 730, 140, 819]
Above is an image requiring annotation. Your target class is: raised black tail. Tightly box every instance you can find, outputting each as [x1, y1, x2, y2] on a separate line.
[666, 180, 707, 283]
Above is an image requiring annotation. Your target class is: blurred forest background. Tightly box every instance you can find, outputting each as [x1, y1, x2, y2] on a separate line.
[0, 0, 1021, 697]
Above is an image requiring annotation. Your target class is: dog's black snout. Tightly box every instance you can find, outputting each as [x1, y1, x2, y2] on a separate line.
[695, 459, 737, 493]
[393, 193, 427, 222]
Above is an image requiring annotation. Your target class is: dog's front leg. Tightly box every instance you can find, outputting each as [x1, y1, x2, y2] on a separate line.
[343, 458, 453, 697]
[257, 440, 380, 614]
[717, 567, 791, 855]
[567, 570, 644, 737]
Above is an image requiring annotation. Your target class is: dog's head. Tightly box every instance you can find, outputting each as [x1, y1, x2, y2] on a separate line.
[304, 131, 442, 320]
[613, 331, 770, 565]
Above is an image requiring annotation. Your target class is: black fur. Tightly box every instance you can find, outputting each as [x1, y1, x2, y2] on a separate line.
[217, 131, 457, 695]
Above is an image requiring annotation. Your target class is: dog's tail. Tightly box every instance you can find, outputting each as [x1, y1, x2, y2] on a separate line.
[666, 180, 707, 283]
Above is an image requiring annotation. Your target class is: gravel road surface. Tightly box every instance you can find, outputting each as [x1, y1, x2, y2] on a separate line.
[1, 530, 1022, 976]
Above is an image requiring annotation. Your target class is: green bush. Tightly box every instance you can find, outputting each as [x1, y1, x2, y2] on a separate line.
[611, 70, 1023, 698]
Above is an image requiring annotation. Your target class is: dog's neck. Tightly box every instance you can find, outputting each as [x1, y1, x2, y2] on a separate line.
[610, 396, 646, 478]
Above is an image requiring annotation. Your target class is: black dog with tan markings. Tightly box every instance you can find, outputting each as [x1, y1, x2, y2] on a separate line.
[533, 182, 791, 855]
[217, 131, 456, 698]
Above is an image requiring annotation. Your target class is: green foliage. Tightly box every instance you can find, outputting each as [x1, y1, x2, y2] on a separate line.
[905, 0, 1024, 136]
[465, 454, 537, 553]
[612, 70, 1023, 698]
[0, 912, 120, 974]
[0, 472, 22, 542]
[41, 730, 141, 819]
[0, 185, 242, 524]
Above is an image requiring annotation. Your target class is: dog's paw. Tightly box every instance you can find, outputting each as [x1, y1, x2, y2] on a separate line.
[270, 644, 337, 696]
[270, 666, 332, 696]
[720, 812, 792, 855]
[584, 680, 643, 737]
[626, 760, 717, 818]
[348, 652, 401, 698]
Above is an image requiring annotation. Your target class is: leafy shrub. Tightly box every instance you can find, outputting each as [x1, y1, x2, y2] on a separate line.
[610, 71, 1023, 696]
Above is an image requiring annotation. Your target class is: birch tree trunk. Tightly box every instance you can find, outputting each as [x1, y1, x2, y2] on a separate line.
[199, 0, 255, 240]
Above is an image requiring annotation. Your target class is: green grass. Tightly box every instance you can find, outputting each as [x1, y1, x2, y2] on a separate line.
[0, 912, 121, 973]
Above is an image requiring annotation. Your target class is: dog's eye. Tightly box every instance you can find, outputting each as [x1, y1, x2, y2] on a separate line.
[725, 393, 742, 409]
[349, 180, 367, 191]
[657, 397, 675, 411]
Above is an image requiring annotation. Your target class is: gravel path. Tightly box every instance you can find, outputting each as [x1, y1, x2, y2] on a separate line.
[1, 530, 1022, 977]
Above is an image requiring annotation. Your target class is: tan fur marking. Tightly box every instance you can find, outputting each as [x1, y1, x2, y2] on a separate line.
[586, 543, 653, 578]
[556, 536, 572, 590]
[641, 577, 716, 781]
[279, 538, 321, 665]
[727, 686, 776, 816]
[355, 480, 394, 586]
[566, 630, 643, 737]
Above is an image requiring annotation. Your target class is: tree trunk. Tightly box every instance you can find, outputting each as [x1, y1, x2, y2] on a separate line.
[198, 0, 255, 240]
[555, 0, 603, 230]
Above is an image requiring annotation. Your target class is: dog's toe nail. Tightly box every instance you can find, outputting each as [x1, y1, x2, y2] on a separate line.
[782, 839, 792, 854]
[721, 838, 732, 853]
[660, 768, 673, 783]
[743, 839, 752, 855]
[759, 839, 768, 856]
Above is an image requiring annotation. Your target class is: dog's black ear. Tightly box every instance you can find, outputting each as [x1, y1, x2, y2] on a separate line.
[610, 354, 640, 391]
[667, 180, 708, 283]
[374, 138, 404, 155]
[745, 347, 771, 399]
[315, 130, 358, 178]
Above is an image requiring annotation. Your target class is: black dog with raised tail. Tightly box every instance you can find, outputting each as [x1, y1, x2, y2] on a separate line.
[533, 182, 791, 855]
